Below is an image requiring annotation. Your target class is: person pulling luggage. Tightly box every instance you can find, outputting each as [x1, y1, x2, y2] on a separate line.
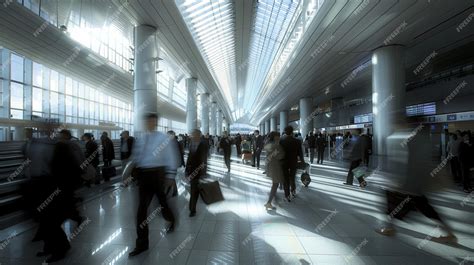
[186, 129, 209, 217]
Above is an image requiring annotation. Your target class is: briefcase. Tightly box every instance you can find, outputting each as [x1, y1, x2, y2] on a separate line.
[199, 180, 224, 205]
[102, 166, 116, 181]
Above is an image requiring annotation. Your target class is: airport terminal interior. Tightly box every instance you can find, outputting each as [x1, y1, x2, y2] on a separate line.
[0, 0, 474, 264]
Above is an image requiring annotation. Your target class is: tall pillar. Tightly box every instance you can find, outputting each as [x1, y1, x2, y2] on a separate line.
[217, 110, 223, 136]
[299, 97, 313, 137]
[279, 111, 288, 135]
[185, 78, 198, 133]
[372, 45, 406, 155]
[133, 25, 158, 134]
[264, 120, 270, 135]
[330, 97, 343, 126]
[200, 93, 209, 135]
[210, 102, 217, 136]
[259, 124, 263, 134]
[270, 117, 277, 132]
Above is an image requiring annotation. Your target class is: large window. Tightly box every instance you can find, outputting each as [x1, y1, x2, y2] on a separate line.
[10, 54, 24, 82]
[10, 82, 24, 119]
[32, 87, 42, 113]
[1, 49, 133, 138]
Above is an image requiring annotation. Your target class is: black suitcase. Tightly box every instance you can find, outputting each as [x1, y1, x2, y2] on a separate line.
[102, 166, 116, 181]
[199, 181, 224, 205]
[301, 172, 311, 187]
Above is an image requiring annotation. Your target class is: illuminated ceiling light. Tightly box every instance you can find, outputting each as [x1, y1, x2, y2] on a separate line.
[372, 54, 378, 65]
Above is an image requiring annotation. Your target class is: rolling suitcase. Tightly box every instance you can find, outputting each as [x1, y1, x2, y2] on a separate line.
[199, 180, 224, 205]
[102, 166, 116, 181]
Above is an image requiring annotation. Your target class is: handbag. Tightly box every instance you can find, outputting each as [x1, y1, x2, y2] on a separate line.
[81, 164, 96, 181]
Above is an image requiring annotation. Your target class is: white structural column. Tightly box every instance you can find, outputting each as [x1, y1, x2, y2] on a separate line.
[217, 110, 223, 136]
[133, 25, 158, 134]
[210, 102, 217, 136]
[265, 120, 270, 135]
[259, 124, 264, 134]
[299, 97, 313, 137]
[280, 111, 288, 135]
[200, 93, 209, 135]
[185, 78, 198, 133]
[372, 45, 406, 155]
[270, 117, 277, 132]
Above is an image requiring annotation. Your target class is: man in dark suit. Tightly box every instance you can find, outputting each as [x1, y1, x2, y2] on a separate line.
[316, 133, 326, 164]
[280, 126, 305, 201]
[251, 130, 264, 169]
[83, 133, 100, 185]
[101, 131, 115, 168]
[219, 131, 232, 172]
[186, 129, 209, 217]
[234, 133, 242, 157]
[120, 131, 134, 161]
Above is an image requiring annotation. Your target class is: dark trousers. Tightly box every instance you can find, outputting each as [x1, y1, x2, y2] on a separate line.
[135, 168, 175, 249]
[317, 148, 324, 164]
[189, 178, 200, 213]
[41, 214, 70, 255]
[104, 160, 112, 167]
[39, 191, 72, 255]
[224, 151, 231, 170]
[267, 182, 279, 204]
[309, 148, 315, 163]
[283, 166, 297, 196]
[385, 191, 442, 222]
[236, 145, 242, 157]
[462, 166, 472, 190]
[252, 149, 262, 168]
[345, 159, 362, 185]
[450, 156, 462, 182]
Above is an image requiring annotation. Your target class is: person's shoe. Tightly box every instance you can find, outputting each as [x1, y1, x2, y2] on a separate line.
[343, 182, 353, 186]
[262, 171, 266, 174]
[264, 203, 276, 210]
[286, 196, 291, 202]
[431, 234, 458, 244]
[251, 165, 255, 167]
[165, 222, 175, 233]
[45, 252, 67, 263]
[375, 227, 396, 236]
[189, 211, 196, 217]
[128, 247, 148, 257]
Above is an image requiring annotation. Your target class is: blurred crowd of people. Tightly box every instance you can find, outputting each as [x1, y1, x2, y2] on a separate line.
[16, 114, 472, 262]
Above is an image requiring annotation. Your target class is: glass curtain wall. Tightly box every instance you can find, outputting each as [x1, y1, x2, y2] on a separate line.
[0, 47, 132, 140]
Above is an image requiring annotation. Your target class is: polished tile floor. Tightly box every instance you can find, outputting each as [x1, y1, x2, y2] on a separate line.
[0, 152, 473, 264]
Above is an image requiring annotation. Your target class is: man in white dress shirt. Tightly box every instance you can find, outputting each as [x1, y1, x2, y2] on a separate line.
[129, 113, 180, 257]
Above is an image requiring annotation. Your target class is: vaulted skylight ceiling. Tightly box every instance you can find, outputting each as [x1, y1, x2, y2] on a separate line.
[176, 0, 325, 121]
